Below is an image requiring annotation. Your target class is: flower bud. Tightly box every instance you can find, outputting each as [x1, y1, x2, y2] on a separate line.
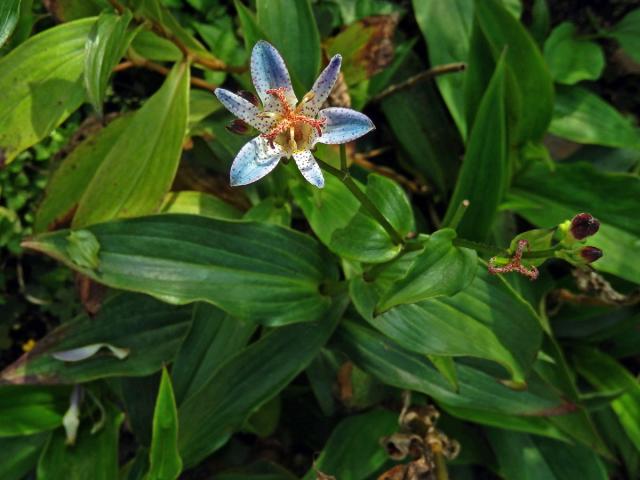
[580, 246, 603, 264]
[570, 213, 600, 240]
[225, 119, 250, 135]
[237, 90, 259, 107]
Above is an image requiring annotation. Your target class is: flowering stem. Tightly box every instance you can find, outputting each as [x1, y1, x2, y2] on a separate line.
[452, 238, 506, 256]
[316, 153, 405, 246]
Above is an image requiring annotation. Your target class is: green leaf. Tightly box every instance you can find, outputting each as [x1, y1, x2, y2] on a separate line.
[487, 430, 608, 480]
[0, 0, 21, 47]
[129, 29, 182, 62]
[73, 62, 189, 227]
[0, 386, 69, 436]
[543, 22, 605, 85]
[374, 267, 542, 386]
[443, 54, 507, 239]
[44, 0, 107, 21]
[171, 303, 256, 404]
[573, 347, 640, 452]
[84, 10, 135, 116]
[0, 433, 49, 480]
[24, 214, 337, 326]
[508, 161, 640, 284]
[379, 52, 462, 192]
[330, 174, 414, 263]
[610, 9, 640, 64]
[244, 198, 292, 227]
[473, 0, 554, 143]
[37, 405, 123, 480]
[34, 115, 133, 233]
[66, 230, 100, 269]
[0, 294, 192, 384]
[336, 321, 564, 417]
[549, 86, 640, 149]
[301, 409, 398, 480]
[412, 0, 473, 138]
[0, 18, 94, 165]
[256, 0, 321, 91]
[146, 368, 182, 480]
[234, 0, 269, 53]
[377, 229, 477, 311]
[178, 295, 348, 467]
[159, 191, 242, 220]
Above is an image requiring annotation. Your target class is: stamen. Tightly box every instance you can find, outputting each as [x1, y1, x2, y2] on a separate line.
[488, 240, 539, 281]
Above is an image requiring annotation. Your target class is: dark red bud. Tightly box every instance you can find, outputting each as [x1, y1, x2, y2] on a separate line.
[237, 90, 259, 107]
[580, 246, 603, 263]
[570, 213, 600, 240]
[226, 119, 250, 135]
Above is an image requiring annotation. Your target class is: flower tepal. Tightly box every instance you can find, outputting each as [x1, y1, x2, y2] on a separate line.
[214, 41, 375, 188]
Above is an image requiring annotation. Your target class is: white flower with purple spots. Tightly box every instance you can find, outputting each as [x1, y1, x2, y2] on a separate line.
[214, 41, 375, 188]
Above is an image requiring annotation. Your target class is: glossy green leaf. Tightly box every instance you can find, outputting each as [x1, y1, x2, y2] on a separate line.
[473, 0, 554, 143]
[24, 214, 337, 326]
[66, 230, 100, 269]
[543, 22, 605, 85]
[234, 0, 269, 53]
[159, 191, 242, 220]
[37, 405, 123, 480]
[301, 409, 397, 480]
[573, 347, 640, 452]
[508, 161, 640, 283]
[171, 303, 256, 404]
[34, 115, 133, 233]
[549, 86, 640, 149]
[336, 321, 564, 417]
[377, 229, 477, 311]
[129, 29, 182, 62]
[84, 10, 134, 116]
[0, 294, 192, 384]
[0, 433, 49, 480]
[146, 368, 182, 480]
[0, 18, 94, 165]
[73, 62, 189, 227]
[244, 198, 292, 227]
[374, 267, 542, 386]
[412, 0, 473, 138]
[487, 430, 608, 480]
[256, 0, 320, 90]
[44, 0, 106, 21]
[0, 0, 21, 47]
[178, 295, 348, 467]
[0, 386, 69, 436]
[380, 52, 463, 192]
[611, 9, 640, 63]
[445, 54, 507, 240]
[331, 174, 414, 263]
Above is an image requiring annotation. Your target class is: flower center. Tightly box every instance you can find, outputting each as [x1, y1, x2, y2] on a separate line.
[260, 87, 326, 154]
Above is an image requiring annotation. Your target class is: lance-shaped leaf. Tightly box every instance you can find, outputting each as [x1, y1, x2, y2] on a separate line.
[34, 115, 133, 233]
[0, 18, 94, 165]
[0, 433, 49, 480]
[256, 0, 320, 90]
[178, 295, 348, 467]
[0, 294, 192, 384]
[147, 368, 182, 480]
[22, 214, 338, 326]
[84, 10, 135, 116]
[0, 386, 70, 436]
[73, 62, 189, 227]
[376, 229, 478, 311]
[0, 0, 21, 47]
[443, 53, 508, 240]
[371, 268, 543, 388]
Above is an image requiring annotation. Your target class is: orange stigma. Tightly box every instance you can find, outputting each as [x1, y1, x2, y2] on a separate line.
[261, 87, 326, 152]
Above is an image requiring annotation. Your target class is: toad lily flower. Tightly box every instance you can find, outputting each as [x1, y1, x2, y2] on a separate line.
[214, 41, 375, 188]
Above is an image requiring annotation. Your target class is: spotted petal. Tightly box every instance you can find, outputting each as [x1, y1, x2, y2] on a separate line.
[214, 88, 276, 133]
[251, 40, 297, 112]
[301, 54, 342, 117]
[316, 108, 375, 145]
[293, 150, 324, 188]
[230, 136, 284, 186]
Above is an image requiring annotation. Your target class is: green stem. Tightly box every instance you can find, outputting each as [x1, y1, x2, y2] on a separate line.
[339, 143, 348, 171]
[434, 452, 449, 480]
[447, 199, 469, 230]
[522, 245, 562, 259]
[316, 157, 405, 246]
